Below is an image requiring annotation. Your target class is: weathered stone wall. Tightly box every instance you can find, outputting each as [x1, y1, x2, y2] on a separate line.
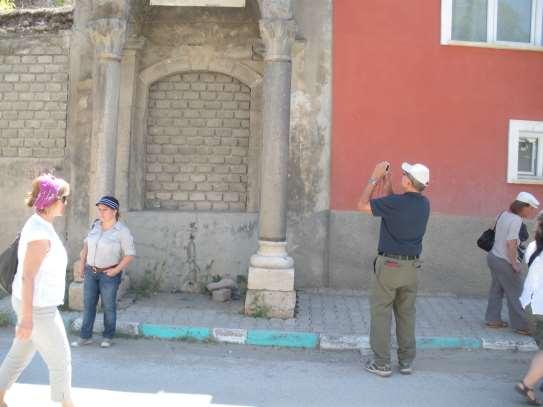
[0, 8, 72, 251]
[145, 71, 250, 211]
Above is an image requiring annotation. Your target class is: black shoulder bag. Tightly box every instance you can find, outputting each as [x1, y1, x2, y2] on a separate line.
[0, 235, 20, 295]
[477, 212, 504, 252]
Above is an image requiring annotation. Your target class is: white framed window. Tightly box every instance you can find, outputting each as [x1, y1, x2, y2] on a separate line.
[441, 0, 543, 51]
[508, 120, 543, 184]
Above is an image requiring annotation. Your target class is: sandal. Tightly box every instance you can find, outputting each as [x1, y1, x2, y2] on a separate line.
[516, 381, 542, 405]
[515, 329, 531, 336]
[486, 321, 508, 328]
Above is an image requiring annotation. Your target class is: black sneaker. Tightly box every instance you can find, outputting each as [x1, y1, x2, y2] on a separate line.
[399, 362, 412, 375]
[365, 360, 392, 377]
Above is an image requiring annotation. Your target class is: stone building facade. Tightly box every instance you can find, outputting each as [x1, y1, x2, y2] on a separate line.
[0, 0, 332, 318]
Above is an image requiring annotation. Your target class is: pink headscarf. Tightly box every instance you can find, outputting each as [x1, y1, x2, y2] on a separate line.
[34, 174, 63, 211]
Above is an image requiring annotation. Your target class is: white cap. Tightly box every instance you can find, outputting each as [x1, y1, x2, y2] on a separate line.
[401, 162, 430, 186]
[516, 191, 540, 208]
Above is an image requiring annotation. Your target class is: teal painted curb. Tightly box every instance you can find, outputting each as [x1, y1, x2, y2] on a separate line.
[416, 336, 481, 349]
[246, 329, 319, 349]
[140, 324, 210, 341]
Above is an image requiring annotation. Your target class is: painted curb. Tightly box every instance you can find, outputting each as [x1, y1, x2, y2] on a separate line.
[319, 335, 483, 351]
[416, 336, 481, 349]
[212, 328, 247, 344]
[59, 313, 540, 353]
[70, 317, 140, 337]
[481, 337, 538, 352]
[140, 324, 210, 341]
[320, 335, 370, 350]
[246, 330, 319, 349]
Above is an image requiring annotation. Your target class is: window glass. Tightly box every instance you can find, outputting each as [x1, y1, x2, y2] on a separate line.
[452, 0, 488, 41]
[518, 135, 538, 175]
[497, 0, 533, 43]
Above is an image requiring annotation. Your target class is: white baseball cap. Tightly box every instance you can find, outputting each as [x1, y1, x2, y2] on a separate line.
[516, 191, 540, 208]
[401, 162, 430, 186]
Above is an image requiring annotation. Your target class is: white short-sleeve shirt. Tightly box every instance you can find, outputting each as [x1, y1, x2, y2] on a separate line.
[521, 241, 543, 315]
[12, 214, 68, 307]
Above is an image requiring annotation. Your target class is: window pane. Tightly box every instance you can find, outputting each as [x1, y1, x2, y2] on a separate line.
[497, 0, 532, 43]
[518, 136, 537, 174]
[452, 0, 488, 41]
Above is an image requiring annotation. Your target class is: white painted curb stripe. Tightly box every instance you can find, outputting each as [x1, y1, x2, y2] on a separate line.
[212, 328, 247, 344]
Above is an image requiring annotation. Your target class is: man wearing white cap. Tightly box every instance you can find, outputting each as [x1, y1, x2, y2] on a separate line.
[485, 191, 539, 336]
[357, 161, 430, 377]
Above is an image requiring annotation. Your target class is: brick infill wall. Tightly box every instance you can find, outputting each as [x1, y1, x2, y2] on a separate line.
[145, 71, 251, 211]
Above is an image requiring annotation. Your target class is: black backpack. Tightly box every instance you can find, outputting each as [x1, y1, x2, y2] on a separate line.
[0, 235, 20, 295]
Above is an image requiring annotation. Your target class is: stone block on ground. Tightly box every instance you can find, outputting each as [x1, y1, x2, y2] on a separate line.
[207, 278, 236, 292]
[68, 281, 84, 311]
[247, 268, 294, 291]
[244, 289, 296, 319]
[70, 316, 139, 337]
[212, 288, 231, 302]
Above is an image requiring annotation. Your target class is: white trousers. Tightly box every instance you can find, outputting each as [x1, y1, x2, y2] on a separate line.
[0, 297, 72, 402]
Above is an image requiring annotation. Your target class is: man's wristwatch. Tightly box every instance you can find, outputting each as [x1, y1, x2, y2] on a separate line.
[368, 178, 378, 186]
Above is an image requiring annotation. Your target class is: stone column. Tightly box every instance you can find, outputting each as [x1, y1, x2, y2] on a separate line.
[245, 18, 297, 319]
[115, 37, 146, 207]
[88, 18, 127, 208]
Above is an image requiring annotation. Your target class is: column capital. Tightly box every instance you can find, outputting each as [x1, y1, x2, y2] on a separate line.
[88, 18, 127, 62]
[259, 18, 296, 62]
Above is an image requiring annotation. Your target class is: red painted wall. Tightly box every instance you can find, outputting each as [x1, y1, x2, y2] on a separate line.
[332, 1, 543, 217]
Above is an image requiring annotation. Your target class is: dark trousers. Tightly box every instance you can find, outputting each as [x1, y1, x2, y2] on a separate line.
[80, 265, 122, 340]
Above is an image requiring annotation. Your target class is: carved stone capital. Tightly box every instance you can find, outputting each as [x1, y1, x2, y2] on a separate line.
[89, 18, 127, 62]
[259, 19, 296, 62]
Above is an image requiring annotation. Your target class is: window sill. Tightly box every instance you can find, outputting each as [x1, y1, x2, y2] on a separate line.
[507, 178, 543, 185]
[442, 40, 543, 53]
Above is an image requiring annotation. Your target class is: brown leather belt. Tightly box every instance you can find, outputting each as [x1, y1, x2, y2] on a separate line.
[89, 264, 118, 273]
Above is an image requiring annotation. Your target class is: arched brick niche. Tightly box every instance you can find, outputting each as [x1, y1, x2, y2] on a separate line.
[130, 58, 263, 212]
[145, 72, 251, 211]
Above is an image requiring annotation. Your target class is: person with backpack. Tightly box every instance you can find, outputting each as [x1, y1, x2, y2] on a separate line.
[485, 192, 539, 335]
[516, 212, 543, 405]
[0, 174, 76, 407]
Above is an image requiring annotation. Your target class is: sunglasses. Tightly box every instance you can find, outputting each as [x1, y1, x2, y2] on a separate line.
[59, 196, 68, 204]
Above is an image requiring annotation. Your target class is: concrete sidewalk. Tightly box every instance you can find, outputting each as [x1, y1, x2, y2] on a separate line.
[61, 289, 539, 352]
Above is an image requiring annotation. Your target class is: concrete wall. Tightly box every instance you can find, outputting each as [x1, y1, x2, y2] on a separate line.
[327, 210, 529, 296]
[124, 211, 258, 290]
[287, 0, 332, 288]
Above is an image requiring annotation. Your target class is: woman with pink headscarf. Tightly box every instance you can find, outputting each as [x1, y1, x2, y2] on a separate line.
[0, 174, 76, 407]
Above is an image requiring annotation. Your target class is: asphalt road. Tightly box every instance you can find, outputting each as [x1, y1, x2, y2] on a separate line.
[0, 328, 536, 406]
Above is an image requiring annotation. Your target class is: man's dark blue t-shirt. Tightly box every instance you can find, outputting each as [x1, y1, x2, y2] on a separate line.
[370, 192, 430, 256]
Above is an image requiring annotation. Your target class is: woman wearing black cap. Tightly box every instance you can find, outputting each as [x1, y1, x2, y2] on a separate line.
[71, 196, 135, 348]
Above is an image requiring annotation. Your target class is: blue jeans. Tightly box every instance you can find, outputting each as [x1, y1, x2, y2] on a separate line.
[80, 265, 122, 340]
